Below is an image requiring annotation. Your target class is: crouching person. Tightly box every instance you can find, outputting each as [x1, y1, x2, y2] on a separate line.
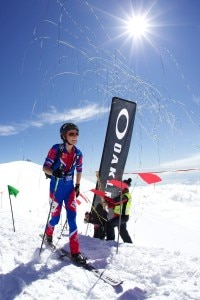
[84, 203, 108, 239]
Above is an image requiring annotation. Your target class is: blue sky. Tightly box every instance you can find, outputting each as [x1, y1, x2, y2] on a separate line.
[0, 0, 200, 183]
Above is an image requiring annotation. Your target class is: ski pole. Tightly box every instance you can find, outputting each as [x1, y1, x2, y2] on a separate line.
[116, 181, 123, 254]
[39, 177, 59, 256]
[58, 219, 67, 240]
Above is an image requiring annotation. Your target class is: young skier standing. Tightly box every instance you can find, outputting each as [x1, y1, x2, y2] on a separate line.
[43, 122, 86, 263]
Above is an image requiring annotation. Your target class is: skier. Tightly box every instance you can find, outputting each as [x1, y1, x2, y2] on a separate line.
[104, 178, 133, 243]
[43, 122, 86, 263]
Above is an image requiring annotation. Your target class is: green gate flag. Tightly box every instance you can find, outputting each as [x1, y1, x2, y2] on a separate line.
[7, 185, 19, 197]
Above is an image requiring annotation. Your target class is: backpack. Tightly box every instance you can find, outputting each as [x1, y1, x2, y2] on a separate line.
[45, 144, 64, 179]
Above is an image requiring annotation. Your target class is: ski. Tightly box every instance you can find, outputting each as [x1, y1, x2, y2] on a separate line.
[56, 248, 123, 286]
[39, 235, 122, 286]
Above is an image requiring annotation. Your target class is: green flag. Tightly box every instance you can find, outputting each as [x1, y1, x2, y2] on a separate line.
[7, 185, 19, 197]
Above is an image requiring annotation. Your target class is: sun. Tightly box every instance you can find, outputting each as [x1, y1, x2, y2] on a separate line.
[114, 4, 158, 50]
[125, 15, 150, 40]
[101, 2, 160, 52]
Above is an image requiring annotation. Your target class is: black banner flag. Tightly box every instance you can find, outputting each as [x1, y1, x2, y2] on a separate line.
[93, 97, 137, 207]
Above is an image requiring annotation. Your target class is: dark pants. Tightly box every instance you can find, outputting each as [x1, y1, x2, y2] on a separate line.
[106, 215, 132, 243]
[93, 224, 106, 239]
[88, 203, 108, 239]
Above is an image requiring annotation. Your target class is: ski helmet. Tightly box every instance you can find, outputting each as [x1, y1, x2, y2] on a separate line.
[60, 123, 79, 140]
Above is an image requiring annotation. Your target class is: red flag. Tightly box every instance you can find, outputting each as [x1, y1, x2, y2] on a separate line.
[107, 179, 128, 189]
[90, 189, 113, 202]
[79, 193, 89, 203]
[138, 173, 162, 184]
[76, 199, 81, 205]
[90, 189, 106, 197]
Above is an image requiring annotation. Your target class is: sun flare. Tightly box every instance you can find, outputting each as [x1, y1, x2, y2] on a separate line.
[125, 15, 149, 39]
[116, 4, 158, 51]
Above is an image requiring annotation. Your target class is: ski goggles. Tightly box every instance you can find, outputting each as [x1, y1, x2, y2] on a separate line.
[67, 131, 79, 137]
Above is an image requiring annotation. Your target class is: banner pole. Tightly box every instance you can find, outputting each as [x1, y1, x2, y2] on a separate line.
[9, 194, 15, 232]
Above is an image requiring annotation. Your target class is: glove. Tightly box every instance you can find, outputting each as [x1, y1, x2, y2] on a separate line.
[52, 168, 64, 178]
[104, 196, 112, 202]
[84, 212, 91, 223]
[74, 183, 80, 197]
[104, 196, 115, 208]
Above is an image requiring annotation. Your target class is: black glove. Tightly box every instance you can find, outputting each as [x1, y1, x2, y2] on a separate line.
[52, 168, 64, 178]
[74, 183, 80, 197]
[84, 212, 91, 223]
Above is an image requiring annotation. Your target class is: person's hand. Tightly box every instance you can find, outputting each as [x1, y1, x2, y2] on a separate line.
[84, 212, 90, 223]
[104, 196, 115, 208]
[102, 201, 108, 208]
[52, 168, 64, 178]
[74, 184, 80, 197]
[104, 196, 112, 202]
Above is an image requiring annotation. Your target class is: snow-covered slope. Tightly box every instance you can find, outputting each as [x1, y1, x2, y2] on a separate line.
[0, 161, 200, 299]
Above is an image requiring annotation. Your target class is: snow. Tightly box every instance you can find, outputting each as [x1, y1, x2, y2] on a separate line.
[0, 161, 200, 299]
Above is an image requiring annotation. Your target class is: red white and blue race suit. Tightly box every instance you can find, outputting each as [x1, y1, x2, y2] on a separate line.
[43, 143, 83, 255]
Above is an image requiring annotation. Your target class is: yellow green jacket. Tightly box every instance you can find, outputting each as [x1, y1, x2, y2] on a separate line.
[113, 192, 132, 216]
